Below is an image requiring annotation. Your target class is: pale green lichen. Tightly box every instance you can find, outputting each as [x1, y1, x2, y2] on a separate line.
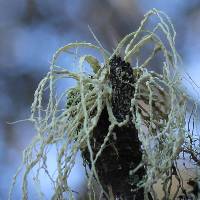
[9, 9, 199, 200]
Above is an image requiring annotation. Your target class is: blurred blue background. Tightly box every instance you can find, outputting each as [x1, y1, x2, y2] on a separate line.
[0, 0, 200, 199]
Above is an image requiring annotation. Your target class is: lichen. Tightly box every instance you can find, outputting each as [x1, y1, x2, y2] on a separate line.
[9, 9, 200, 200]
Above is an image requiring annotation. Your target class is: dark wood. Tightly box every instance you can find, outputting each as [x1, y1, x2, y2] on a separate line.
[82, 56, 146, 199]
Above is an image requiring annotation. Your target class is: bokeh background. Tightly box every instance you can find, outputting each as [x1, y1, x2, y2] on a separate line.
[1, 0, 200, 199]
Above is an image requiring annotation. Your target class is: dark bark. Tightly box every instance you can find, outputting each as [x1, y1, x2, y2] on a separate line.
[82, 56, 146, 199]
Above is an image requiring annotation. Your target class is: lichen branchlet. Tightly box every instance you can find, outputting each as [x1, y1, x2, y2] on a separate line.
[9, 9, 200, 200]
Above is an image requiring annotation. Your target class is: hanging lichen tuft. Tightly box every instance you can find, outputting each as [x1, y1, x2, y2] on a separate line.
[9, 9, 200, 200]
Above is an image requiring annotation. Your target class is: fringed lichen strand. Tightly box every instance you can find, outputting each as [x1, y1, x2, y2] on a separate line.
[118, 9, 188, 198]
[9, 9, 199, 200]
